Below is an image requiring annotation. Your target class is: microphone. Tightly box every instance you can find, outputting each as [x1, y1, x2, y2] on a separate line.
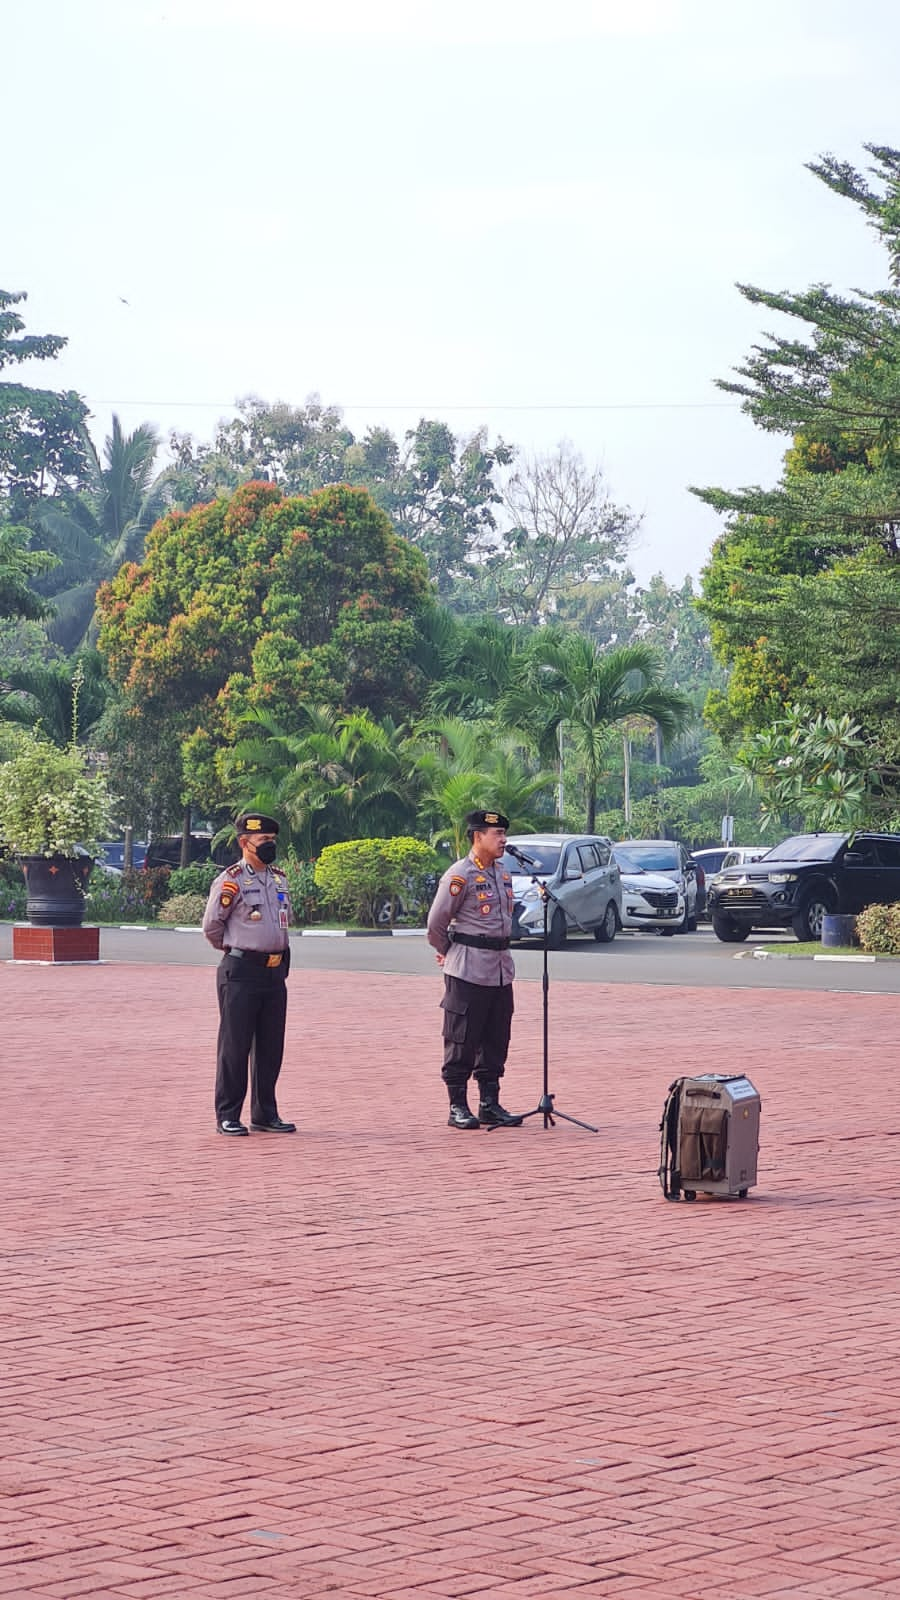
[506, 844, 537, 867]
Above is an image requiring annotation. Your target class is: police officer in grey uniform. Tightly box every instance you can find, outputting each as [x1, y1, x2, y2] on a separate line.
[202, 813, 296, 1137]
[427, 809, 523, 1130]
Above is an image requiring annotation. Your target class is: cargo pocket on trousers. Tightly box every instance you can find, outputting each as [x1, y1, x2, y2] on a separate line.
[440, 995, 469, 1044]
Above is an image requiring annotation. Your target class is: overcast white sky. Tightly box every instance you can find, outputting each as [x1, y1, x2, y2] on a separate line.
[6, 0, 898, 584]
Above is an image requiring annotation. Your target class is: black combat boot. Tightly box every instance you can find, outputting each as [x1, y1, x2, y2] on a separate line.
[477, 1084, 524, 1127]
[447, 1100, 480, 1130]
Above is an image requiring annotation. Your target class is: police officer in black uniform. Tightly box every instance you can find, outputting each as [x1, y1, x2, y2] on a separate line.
[202, 813, 296, 1137]
[426, 808, 523, 1130]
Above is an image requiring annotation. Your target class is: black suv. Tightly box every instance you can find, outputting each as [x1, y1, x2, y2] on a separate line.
[707, 832, 900, 942]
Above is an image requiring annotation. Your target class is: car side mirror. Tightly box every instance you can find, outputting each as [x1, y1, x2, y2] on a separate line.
[843, 851, 864, 866]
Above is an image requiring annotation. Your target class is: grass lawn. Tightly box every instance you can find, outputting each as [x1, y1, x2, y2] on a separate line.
[757, 940, 869, 957]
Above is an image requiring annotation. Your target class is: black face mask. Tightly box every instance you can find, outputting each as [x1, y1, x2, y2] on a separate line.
[255, 840, 277, 865]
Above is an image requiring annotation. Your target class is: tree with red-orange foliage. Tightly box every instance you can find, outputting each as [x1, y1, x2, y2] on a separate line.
[97, 479, 435, 814]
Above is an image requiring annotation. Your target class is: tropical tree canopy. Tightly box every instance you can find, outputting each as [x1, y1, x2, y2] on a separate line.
[504, 633, 693, 832]
[30, 414, 166, 650]
[0, 289, 91, 518]
[696, 142, 900, 791]
[96, 479, 437, 816]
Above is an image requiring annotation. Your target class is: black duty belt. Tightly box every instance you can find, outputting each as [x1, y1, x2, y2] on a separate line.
[225, 947, 286, 968]
[450, 931, 510, 951]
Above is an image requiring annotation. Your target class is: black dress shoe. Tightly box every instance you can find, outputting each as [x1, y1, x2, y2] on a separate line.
[217, 1119, 249, 1136]
[250, 1117, 297, 1133]
[447, 1103, 481, 1130]
[478, 1101, 524, 1128]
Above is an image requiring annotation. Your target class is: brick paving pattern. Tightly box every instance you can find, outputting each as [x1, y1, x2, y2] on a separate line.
[3, 962, 900, 1599]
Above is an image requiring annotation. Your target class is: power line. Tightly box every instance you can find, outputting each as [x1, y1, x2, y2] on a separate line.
[91, 398, 739, 412]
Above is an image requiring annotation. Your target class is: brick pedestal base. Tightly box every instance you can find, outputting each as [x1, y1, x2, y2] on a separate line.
[12, 925, 100, 963]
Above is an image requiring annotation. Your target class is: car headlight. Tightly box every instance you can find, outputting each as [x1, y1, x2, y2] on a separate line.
[767, 872, 798, 883]
[519, 887, 540, 903]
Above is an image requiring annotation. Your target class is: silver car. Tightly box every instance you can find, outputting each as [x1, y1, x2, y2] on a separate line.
[504, 834, 622, 948]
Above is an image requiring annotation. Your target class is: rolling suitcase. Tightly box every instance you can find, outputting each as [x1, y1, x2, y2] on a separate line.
[658, 1073, 760, 1201]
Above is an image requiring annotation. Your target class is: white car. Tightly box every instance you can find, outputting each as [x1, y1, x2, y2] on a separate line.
[615, 861, 685, 934]
[615, 839, 699, 932]
[504, 834, 622, 948]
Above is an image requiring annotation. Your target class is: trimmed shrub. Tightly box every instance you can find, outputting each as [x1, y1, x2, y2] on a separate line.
[314, 837, 441, 927]
[856, 902, 900, 955]
[167, 861, 221, 897]
[158, 892, 208, 925]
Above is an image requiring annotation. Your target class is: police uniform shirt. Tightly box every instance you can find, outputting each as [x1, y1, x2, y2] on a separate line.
[426, 851, 515, 986]
[202, 860, 293, 952]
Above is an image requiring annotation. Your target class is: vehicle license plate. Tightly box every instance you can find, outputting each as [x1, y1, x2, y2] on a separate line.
[727, 887, 755, 897]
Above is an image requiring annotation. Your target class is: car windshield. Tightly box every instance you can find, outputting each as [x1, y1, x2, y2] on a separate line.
[615, 842, 679, 873]
[763, 834, 846, 862]
[501, 844, 562, 876]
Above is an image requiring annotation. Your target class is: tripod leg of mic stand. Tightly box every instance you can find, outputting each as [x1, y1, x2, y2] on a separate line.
[519, 1092, 599, 1133]
[548, 1106, 599, 1133]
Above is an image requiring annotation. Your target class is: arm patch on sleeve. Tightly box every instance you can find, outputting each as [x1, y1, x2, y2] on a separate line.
[448, 876, 466, 897]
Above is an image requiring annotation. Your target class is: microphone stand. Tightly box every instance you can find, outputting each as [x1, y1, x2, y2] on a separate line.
[509, 855, 598, 1134]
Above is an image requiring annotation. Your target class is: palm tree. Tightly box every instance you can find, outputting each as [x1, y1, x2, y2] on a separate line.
[224, 706, 418, 856]
[504, 632, 693, 832]
[423, 614, 534, 719]
[413, 717, 556, 854]
[31, 416, 166, 651]
[0, 650, 108, 745]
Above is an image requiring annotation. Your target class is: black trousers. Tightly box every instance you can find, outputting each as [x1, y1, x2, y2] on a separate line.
[440, 974, 514, 1101]
[214, 955, 288, 1124]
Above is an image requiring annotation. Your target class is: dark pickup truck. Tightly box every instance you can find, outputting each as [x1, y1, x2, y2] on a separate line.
[707, 831, 900, 942]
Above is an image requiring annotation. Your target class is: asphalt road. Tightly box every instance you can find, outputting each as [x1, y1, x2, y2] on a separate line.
[4, 919, 899, 993]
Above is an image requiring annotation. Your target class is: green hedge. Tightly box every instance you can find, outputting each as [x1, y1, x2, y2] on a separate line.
[314, 837, 441, 927]
[168, 861, 221, 897]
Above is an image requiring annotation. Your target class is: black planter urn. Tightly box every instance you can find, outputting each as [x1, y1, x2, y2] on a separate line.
[20, 854, 93, 927]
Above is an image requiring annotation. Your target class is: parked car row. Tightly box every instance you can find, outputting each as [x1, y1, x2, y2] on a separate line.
[504, 833, 705, 947]
[503, 828, 900, 949]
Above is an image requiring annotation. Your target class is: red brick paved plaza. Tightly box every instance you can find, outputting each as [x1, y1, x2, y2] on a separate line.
[4, 962, 900, 1599]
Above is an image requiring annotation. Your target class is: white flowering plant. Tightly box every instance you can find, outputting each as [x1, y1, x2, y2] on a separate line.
[0, 731, 114, 858]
